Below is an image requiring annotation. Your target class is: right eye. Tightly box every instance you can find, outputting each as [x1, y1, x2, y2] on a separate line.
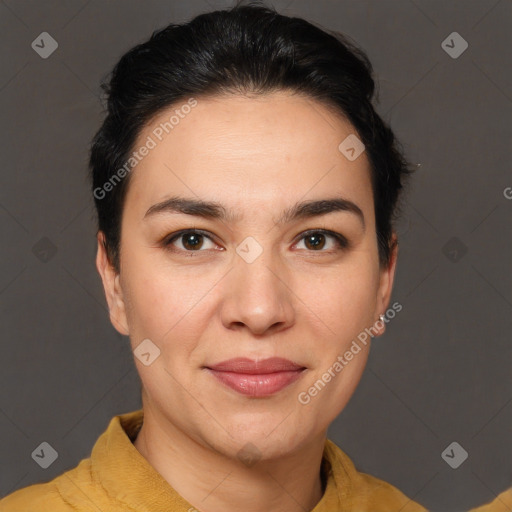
[163, 229, 219, 254]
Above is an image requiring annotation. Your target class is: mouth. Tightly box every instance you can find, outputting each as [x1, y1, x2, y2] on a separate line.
[204, 357, 307, 397]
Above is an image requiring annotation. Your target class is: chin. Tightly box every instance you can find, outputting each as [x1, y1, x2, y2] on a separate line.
[210, 417, 313, 462]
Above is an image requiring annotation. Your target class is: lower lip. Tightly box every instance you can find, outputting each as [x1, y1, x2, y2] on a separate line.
[207, 369, 305, 397]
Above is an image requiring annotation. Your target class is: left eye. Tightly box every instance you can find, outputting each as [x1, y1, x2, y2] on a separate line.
[163, 229, 348, 253]
[164, 230, 217, 252]
[294, 230, 348, 252]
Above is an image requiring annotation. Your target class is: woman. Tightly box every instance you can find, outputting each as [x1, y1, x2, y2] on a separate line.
[1, 2, 436, 510]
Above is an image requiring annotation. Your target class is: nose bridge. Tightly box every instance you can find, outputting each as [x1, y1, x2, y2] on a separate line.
[221, 234, 294, 333]
[233, 233, 283, 296]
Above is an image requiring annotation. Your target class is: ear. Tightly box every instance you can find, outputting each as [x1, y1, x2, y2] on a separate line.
[95, 231, 130, 336]
[373, 232, 399, 336]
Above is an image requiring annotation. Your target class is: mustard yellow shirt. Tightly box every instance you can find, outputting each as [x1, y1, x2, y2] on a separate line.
[468, 488, 512, 512]
[0, 409, 432, 511]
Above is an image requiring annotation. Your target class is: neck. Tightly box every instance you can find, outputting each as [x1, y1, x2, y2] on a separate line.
[133, 405, 327, 512]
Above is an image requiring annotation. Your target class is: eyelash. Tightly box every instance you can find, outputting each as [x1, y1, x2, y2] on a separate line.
[162, 228, 349, 256]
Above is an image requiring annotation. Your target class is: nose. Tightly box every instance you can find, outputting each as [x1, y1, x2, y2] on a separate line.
[220, 241, 295, 337]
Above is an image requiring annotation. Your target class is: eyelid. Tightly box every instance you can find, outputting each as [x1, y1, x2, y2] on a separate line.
[294, 228, 349, 248]
[163, 228, 349, 253]
[163, 229, 220, 251]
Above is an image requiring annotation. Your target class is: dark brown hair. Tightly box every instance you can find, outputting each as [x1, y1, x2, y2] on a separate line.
[90, 1, 412, 272]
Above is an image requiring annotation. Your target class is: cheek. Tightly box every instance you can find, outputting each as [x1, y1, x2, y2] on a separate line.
[299, 258, 380, 341]
[121, 256, 178, 339]
[121, 254, 217, 353]
[295, 262, 379, 421]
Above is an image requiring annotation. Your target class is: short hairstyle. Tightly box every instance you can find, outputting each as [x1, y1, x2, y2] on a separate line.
[89, 0, 413, 273]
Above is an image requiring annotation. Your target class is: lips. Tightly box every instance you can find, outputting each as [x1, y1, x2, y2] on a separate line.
[205, 357, 306, 397]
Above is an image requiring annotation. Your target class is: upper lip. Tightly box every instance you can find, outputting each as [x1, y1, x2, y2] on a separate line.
[206, 357, 305, 374]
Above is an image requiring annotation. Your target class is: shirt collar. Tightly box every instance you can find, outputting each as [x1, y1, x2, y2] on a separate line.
[91, 409, 349, 511]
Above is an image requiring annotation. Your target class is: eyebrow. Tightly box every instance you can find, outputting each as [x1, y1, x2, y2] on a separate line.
[143, 196, 365, 230]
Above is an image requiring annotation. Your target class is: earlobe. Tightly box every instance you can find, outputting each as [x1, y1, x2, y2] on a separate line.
[95, 232, 130, 336]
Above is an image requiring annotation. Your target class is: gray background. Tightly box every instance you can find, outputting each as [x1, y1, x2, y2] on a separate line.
[0, 1, 511, 511]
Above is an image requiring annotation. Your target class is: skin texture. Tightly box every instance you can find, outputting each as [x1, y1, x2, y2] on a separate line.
[96, 91, 398, 512]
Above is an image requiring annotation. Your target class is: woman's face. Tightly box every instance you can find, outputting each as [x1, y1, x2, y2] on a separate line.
[97, 91, 397, 460]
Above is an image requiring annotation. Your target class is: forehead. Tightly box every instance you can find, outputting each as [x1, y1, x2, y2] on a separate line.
[124, 91, 374, 221]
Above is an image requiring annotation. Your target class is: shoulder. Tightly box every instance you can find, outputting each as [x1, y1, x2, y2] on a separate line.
[468, 487, 512, 512]
[0, 458, 99, 512]
[351, 470, 427, 512]
[1, 481, 68, 512]
[324, 439, 428, 512]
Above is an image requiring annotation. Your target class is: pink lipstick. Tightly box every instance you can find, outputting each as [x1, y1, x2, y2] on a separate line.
[205, 357, 306, 397]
